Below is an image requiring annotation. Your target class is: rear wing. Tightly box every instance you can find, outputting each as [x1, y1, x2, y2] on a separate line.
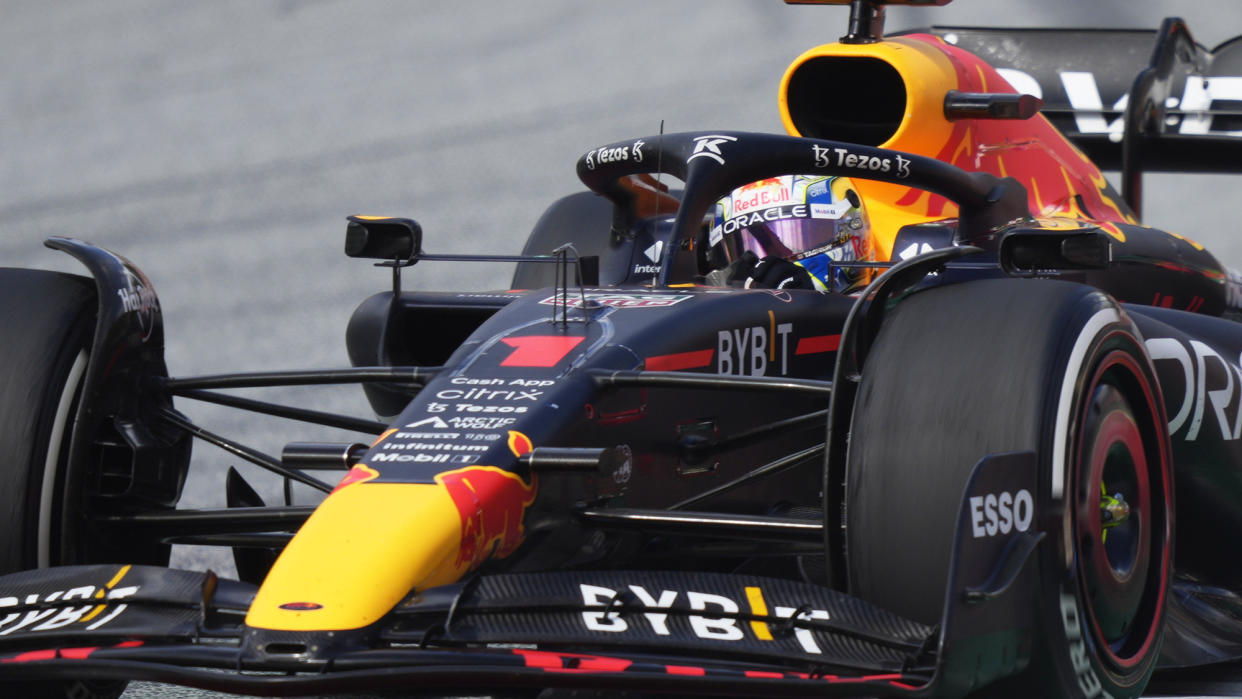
[921, 20, 1242, 178]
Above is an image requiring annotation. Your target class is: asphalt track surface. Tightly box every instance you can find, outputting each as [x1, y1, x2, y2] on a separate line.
[3, 1, 1242, 697]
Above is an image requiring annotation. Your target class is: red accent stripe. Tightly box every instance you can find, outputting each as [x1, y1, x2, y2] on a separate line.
[645, 349, 714, 371]
[513, 649, 632, 673]
[666, 665, 706, 676]
[58, 646, 99, 660]
[795, 334, 841, 355]
[515, 649, 561, 669]
[829, 673, 907, 684]
[2, 649, 56, 663]
[744, 670, 786, 679]
[500, 336, 586, 367]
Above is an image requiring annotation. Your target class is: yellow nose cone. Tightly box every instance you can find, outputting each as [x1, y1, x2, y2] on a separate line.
[245, 482, 465, 631]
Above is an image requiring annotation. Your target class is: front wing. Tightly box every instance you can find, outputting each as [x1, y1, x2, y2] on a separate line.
[0, 453, 1041, 697]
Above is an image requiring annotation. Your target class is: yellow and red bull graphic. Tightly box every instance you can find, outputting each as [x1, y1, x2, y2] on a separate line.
[508, 430, 533, 457]
[779, 34, 1135, 260]
[435, 465, 537, 571]
[331, 463, 378, 493]
[247, 431, 540, 631]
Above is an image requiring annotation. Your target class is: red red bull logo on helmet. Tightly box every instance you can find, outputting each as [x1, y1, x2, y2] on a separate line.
[730, 176, 796, 217]
[435, 465, 538, 571]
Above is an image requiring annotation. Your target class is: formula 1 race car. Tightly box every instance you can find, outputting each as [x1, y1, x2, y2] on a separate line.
[5, 1, 1242, 697]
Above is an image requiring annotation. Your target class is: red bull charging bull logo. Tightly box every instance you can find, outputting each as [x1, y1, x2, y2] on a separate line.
[332, 463, 379, 493]
[508, 430, 533, 458]
[435, 465, 538, 571]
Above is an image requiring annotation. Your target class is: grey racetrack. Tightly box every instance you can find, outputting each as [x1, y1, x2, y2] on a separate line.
[3, 1, 1242, 697]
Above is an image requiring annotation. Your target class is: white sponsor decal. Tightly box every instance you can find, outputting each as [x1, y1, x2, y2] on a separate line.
[448, 416, 517, 430]
[117, 268, 160, 342]
[451, 404, 528, 414]
[1060, 593, 1114, 698]
[394, 431, 461, 440]
[584, 140, 646, 170]
[371, 452, 452, 463]
[812, 144, 910, 178]
[719, 205, 808, 236]
[969, 489, 1034, 538]
[1228, 269, 1242, 310]
[579, 583, 830, 654]
[405, 416, 450, 429]
[717, 323, 793, 377]
[434, 388, 543, 402]
[998, 66, 1242, 141]
[898, 242, 935, 260]
[731, 179, 794, 216]
[538, 293, 691, 309]
[644, 241, 663, 263]
[810, 201, 852, 220]
[0, 581, 138, 636]
[631, 139, 645, 162]
[382, 442, 488, 452]
[688, 135, 738, 165]
[1145, 337, 1242, 441]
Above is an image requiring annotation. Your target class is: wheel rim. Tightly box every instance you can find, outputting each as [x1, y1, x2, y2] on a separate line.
[1073, 348, 1169, 671]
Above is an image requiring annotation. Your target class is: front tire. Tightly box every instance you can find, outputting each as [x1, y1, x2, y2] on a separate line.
[0, 269, 97, 571]
[0, 269, 128, 699]
[844, 278, 1171, 698]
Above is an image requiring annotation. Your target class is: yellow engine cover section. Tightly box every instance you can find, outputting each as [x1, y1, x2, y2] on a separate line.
[778, 34, 1134, 261]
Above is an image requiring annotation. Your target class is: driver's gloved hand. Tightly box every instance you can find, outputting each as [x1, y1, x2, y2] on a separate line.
[704, 250, 758, 287]
[745, 256, 816, 290]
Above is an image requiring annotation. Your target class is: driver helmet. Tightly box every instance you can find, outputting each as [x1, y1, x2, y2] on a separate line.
[708, 175, 873, 293]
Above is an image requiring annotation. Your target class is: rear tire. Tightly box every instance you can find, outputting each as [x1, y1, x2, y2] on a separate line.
[0, 269, 127, 699]
[844, 278, 1171, 698]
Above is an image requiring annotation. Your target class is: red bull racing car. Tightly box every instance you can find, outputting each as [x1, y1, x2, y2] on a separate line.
[6, 1, 1242, 696]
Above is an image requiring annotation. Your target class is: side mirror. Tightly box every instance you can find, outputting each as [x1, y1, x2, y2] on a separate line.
[345, 216, 423, 260]
[1000, 227, 1111, 273]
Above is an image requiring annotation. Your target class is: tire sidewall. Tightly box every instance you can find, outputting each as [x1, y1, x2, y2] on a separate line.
[1038, 305, 1172, 699]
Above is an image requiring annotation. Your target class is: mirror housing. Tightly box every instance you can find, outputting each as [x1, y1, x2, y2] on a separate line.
[1000, 227, 1111, 274]
[345, 216, 423, 260]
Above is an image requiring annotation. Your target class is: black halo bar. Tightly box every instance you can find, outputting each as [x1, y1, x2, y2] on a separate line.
[175, 388, 387, 435]
[161, 365, 441, 391]
[163, 532, 296, 548]
[669, 444, 826, 511]
[101, 505, 313, 535]
[574, 508, 823, 544]
[590, 370, 832, 396]
[159, 409, 333, 493]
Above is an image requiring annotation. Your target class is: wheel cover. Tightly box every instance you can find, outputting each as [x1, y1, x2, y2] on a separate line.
[1073, 349, 1169, 672]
